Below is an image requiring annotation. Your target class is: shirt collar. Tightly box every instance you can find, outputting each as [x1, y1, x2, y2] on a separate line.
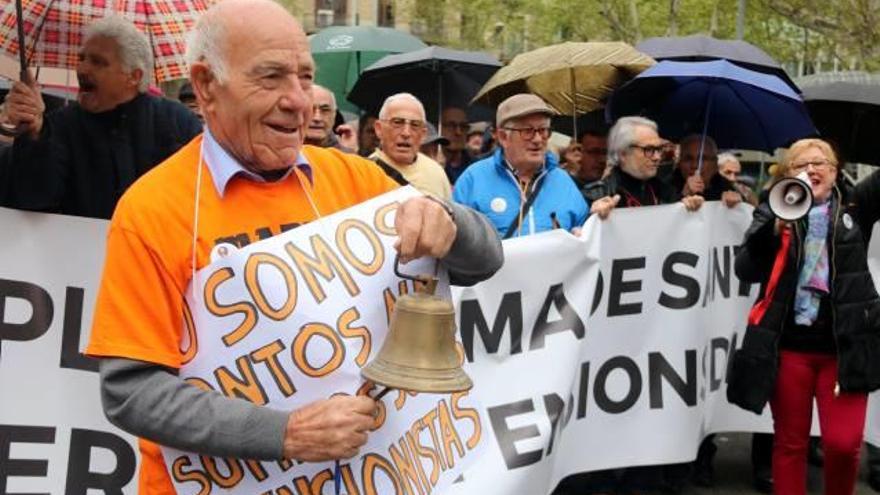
[203, 127, 313, 198]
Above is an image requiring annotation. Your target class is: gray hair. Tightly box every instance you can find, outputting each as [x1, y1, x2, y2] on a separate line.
[313, 84, 337, 109]
[85, 16, 153, 92]
[607, 116, 658, 167]
[378, 93, 425, 120]
[717, 152, 740, 167]
[186, 13, 229, 83]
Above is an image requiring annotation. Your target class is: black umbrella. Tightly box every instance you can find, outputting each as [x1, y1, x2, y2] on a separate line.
[798, 71, 880, 165]
[636, 35, 800, 94]
[347, 46, 502, 127]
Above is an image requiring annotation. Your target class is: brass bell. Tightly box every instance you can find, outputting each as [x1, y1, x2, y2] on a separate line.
[361, 258, 473, 394]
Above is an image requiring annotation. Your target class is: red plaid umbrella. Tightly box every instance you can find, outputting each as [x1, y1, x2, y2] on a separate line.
[0, 0, 212, 84]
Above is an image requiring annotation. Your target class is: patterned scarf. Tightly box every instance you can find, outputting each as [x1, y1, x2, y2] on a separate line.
[793, 201, 831, 325]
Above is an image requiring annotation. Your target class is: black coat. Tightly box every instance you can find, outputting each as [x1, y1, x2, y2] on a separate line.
[727, 172, 880, 414]
[582, 165, 677, 207]
[1, 93, 201, 219]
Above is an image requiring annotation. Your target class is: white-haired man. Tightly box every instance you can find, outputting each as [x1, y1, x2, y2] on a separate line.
[590, 116, 704, 218]
[0, 16, 202, 219]
[84, 1, 503, 492]
[370, 93, 451, 199]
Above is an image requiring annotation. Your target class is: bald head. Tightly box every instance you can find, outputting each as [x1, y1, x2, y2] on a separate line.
[188, 0, 303, 83]
[188, 0, 312, 173]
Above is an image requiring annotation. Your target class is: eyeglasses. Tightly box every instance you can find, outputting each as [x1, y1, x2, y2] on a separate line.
[312, 104, 334, 115]
[790, 159, 833, 173]
[503, 126, 552, 140]
[442, 121, 469, 131]
[384, 117, 426, 131]
[629, 144, 664, 157]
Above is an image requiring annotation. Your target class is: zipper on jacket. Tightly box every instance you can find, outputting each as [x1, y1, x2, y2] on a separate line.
[503, 166, 547, 237]
[830, 187, 842, 395]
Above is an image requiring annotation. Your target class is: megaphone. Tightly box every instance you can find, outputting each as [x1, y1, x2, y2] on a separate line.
[769, 171, 813, 221]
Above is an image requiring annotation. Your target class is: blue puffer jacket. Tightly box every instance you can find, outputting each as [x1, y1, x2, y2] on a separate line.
[452, 148, 588, 238]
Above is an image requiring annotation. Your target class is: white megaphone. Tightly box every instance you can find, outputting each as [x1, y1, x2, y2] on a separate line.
[768, 171, 813, 221]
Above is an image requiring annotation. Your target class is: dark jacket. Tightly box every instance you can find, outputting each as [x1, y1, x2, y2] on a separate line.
[1, 93, 201, 219]
[582, 165, 677, 207]
[727, 171, 880, 414]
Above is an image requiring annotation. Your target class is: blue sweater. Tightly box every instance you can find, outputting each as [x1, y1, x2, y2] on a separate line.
[452, 148, 588, 238]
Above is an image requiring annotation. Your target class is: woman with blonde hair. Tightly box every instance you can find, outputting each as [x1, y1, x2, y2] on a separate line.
[728, 138, 880, 494]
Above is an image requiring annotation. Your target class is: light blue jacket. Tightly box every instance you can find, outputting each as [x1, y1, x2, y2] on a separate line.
[452, 148, 589, 238]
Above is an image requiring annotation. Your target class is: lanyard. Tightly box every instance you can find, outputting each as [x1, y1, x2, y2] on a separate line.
[620, 183, 658, 208]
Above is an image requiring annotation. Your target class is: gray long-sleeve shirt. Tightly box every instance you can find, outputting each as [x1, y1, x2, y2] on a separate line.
[99, 200, 502, 460]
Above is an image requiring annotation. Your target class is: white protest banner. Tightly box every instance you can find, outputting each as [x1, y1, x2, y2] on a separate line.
[6, 202, 880, 494]
[161, 187, 486, 494]
[0, 207, 139, 494]
[446, 202, 766, 494]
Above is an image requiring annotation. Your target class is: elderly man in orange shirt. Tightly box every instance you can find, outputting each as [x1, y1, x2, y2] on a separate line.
[85, 1, 503, 492]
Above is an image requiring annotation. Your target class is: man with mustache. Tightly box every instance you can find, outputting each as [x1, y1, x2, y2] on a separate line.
[84, 1, 503, 492]
[453, 93, 588, 238]
[369, 93, 451, 200]
[0, 16, 201, 219]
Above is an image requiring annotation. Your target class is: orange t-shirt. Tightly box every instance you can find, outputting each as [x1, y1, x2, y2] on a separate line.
[86, 135, 398, 493]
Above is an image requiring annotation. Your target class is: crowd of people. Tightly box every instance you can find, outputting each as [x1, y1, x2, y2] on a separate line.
[2, 2, 880, 495]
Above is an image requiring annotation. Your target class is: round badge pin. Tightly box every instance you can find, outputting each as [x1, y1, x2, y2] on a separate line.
[842, 212, 854, 230]
[490, 197, 507, 213]
[210, 242, 238, 263]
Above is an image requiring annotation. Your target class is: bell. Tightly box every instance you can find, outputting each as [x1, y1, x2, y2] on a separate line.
[362, 274, 473, 393]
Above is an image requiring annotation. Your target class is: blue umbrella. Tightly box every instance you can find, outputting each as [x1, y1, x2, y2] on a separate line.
[606, 59, 816, 154]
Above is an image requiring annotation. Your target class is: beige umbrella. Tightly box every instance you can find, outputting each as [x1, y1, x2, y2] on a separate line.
[473, 41, 654, 136]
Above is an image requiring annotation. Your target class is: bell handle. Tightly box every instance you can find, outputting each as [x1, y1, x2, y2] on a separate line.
[393, 254, 436, 294]
[372, 386, 392, 401]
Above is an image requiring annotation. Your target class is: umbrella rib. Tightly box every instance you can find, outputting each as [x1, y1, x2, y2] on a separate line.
[727, 82, 778, 152]
[25, 0, 56, 66]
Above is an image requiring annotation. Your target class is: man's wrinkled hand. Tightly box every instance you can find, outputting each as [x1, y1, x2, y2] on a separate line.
[681, 194, 704, 211]
[3, 70, 45, 139]
[394, 196, 456, 263]
[283, 395, 377, 462]
[590, 194, 620, 220]
[721, 190, 742, 208]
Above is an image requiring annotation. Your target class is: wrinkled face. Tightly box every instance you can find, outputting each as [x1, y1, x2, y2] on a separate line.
[77, 35, 141, 113]
[678, 139, 718, 181]
[307, 86, 335, 143]
[375, 99, 426, 164]
[195, 15, 311, 172]
[719, 159, 741, 182]
[498, 114, 551, 173]
[619, 125, 663, 180]
[441, 107, 468, 151]
[578, 133, 607, 181]
[788, 146, 838, 203]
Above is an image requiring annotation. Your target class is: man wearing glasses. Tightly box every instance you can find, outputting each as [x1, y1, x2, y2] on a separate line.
[440, 106, 476, 183]
[453, 93, 588, 238]
[590, 116, 704, 219]
[369, 93, 452, 200]
[304, 85, 355, 152]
